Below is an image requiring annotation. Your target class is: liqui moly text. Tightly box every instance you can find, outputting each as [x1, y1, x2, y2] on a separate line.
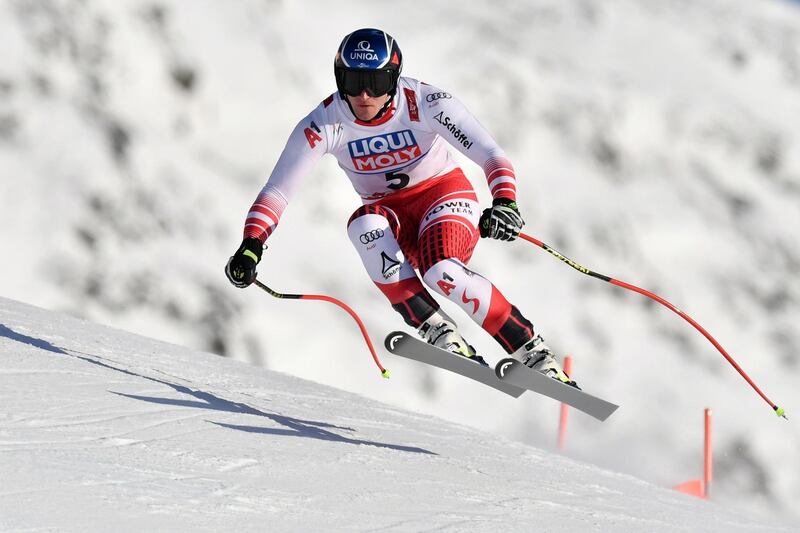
[348, 130, 422, 171]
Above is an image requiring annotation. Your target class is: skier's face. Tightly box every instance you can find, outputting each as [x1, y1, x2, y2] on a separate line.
[346, 90, 391, 121]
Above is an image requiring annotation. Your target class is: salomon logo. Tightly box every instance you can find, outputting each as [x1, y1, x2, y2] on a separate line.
[359, 229, 385, 244]
[461, 289, 480, 315]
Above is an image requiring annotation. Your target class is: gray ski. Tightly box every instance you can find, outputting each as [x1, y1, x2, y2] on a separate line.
[384, 331, 526, 398]
[495, 358, 619, 421]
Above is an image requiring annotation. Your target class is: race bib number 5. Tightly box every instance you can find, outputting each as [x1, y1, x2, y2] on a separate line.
[385, 171, 410, 190]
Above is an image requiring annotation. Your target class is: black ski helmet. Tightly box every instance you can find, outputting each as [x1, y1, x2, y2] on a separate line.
[334, 28, 403, 97]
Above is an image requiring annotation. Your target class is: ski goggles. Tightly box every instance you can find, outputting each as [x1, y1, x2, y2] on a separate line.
[336, 68, 397, 97]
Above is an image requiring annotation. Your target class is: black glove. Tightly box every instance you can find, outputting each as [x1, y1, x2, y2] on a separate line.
[479, 198, 525, 241]
[225, 237, 264, 288]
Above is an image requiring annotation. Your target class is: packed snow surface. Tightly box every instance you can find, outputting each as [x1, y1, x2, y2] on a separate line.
[0, 297, 795, 532]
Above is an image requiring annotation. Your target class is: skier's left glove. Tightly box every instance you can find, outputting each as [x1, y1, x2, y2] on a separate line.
[479, 198, 525, 241]
[225, 237, 264, 288]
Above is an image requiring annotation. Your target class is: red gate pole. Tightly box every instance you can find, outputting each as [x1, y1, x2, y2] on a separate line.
[557, 356, 574, 451]
[704, 408, 713, 499]
[673, 407, 714, 499]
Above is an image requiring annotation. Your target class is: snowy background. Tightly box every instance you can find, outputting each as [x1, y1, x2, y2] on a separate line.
[1, 0, 799, 526]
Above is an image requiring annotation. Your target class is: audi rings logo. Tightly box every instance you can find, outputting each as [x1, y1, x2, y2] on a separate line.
[359, 229, 385, 244]
[425, 92, 452, 102]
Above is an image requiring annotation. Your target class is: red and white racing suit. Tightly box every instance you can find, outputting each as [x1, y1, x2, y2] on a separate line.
[241, 77, 534, 353]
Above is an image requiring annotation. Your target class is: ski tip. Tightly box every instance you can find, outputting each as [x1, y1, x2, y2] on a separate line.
[381, 369, 391, 379]
[385, 332, 406, 352]
[494, 357, 517, 379]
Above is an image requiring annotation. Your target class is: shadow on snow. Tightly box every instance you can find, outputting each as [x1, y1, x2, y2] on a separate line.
[0, 323, 436, 456]
[0, 324, 68, 354]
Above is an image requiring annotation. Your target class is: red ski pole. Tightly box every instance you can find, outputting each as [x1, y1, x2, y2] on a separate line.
[253, 279, 390, 379]
[517, 233, 786, 419]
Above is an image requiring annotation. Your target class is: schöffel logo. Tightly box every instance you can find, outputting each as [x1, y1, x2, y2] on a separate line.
[433, 112, 473, 150]
[380, 251, 401, 279]
[348, 130, 421, 171]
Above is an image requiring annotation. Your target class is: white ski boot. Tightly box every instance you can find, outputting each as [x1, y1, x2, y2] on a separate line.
[512, 334, 578, 388]
[418, 310, 487, 366]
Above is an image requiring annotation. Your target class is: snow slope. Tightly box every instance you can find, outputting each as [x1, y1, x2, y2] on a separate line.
[1, 0, 799, 523]
[0, 297, 794, 532]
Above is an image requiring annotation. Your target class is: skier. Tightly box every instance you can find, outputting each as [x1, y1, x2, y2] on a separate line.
[225, 28, 574, 385]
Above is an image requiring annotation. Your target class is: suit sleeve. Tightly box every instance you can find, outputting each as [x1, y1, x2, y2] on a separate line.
[242, 107, 329, 242]
[420, 84, 517, 201]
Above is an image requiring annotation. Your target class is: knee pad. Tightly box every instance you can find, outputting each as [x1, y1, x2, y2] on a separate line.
[421, 258, 497, 326]
[347, 206, 415, 285]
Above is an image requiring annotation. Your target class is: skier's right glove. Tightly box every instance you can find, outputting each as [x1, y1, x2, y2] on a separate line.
[479, 198, 525, 241]
[225, 237, 264, 288]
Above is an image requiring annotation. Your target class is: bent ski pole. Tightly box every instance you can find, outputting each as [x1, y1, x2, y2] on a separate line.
[517, 233, 786, 420]
[253, 278, 390, 379]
